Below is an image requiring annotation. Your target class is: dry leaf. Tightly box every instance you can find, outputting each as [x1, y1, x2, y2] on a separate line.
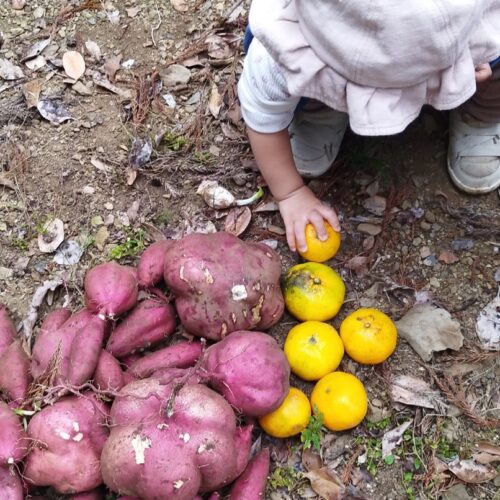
[126, 167, 137, 186]
[208, 83, 222, 118]
[302, 448, 323, 472]
[93, 72, 131, 98]
[304, 467, 345, 500]
[22, 79, 42, 108]
[37, 218, 64, 253]
[255, 200, 279, 212]
[206, 34, 234, 60]
[104, 54, 122, 82]
[142, 222, 166, 242]
[62, 51, 85, 81]
[382, 420, 412, 458]
[25, 55, 46, 71]
[90, 157, 113, 173]
[357, 223, 382, 236]
[85, 40, 102, 60]
[475, 289, 500, 350]
[224, 207, 251, 236]
[126, 6, 141, 17]
[227, 103, 242, 125]
[438, 249, 459, 264]
[390, 375, 447, 412]
[345, 256, 370, 277]
[267, 224, 286, 236]
[0, 58, 24, 80]
[362, 235, 375, 251]
[95, 226, 109, 251]
[446, 458, 497, 484]
[365, 180, 380, 197]
[220, 122, 243, 140]
[473, 443, 500, 464]
[22, 38, 50, 62]
[395, 303, 463, 361]
[363, 195, 386, 216]
[170, 0, 189, 12]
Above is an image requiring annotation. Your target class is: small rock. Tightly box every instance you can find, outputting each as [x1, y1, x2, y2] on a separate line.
[420, 221, 431, 231]
[185, 91, 201, 105]
[424, 211, 436, 223]
[423, 255, 437, 267]
[429, 277, 440, 288]
[451, 238, 474, 252]
[91, 215, 104, 227]
[11, 0, 26, 10]
[33, 6, 45, 18]
[104, 202, 114, 210]
[420, 246, 431, 259]
[72, 81, 93, 96]
[412, 237, 422, 246]
[82, 186, 95, 195]
[161, 64, 191, 86]
[0, 267, 13, 280]
[357, 223, 382, 236]
[14, 257, 30, 271]
[442, 484, 471, 500]
[33, 260, 47, 273]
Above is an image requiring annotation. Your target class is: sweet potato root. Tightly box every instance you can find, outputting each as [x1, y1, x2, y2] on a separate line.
[0, 340, 31, 403]
[203, 331, 290, 416]
[229, 448, 270, 499]
[128, 341, 203, 379]
[0, 401, 28, 465]
[137, 240, 172, 288]
[106, 299, 177, 357]
[68, 488, 105, 500]
[163, 232, 284, 340]
[84, 261, 138, 318]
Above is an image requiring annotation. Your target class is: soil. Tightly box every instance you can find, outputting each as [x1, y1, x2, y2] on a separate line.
[0, 1, 498, 499]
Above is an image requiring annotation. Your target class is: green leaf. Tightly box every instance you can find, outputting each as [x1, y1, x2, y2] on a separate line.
[384, 454, 395, 465]
[300, 406, 324, 452]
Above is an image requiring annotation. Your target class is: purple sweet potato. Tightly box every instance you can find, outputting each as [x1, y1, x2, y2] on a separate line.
[84, 261, 138, 318]
[67, 315, 108, 386]
[106, 299, 177, 357]
[0, 305, 16, 357]
[0, 401, 28, 465]
[229, 448, 270, 499]
[203, 331, 290, 416]
[31, 308, 94, 381]
[128, 341, 203, 379]
[94, 350, 125, 392]
[24, 393, 109, 494]
[137, 240, 172, 288]
[0, 340, 31, 403]
[163, 232, 284, 340]
[0, 466, 23, 500]
[102, 380, 253, 499]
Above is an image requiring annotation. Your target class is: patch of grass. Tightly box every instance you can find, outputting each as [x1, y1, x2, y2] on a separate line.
[109, 228, 145, 260]
[11, 237, 28, 251]
[431, 436, 459, 460]
[402, 471, 415, 500]
[154, 210, 174, 226]
[301, 406, 325, 452]
[192, 151, 215, 165]
[366, 416, 392, 431]
[267, 465, 300, 492]
[163, 132, 186, 151]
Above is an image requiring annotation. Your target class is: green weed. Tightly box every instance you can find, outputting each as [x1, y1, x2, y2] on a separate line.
[301, 406, 325, 452]
[267, 466, 300, 492]
[163, 133, 186, 151]
[109, 228, 145, 260]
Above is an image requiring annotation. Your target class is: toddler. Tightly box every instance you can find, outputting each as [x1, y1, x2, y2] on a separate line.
[237, 0, 500, 252]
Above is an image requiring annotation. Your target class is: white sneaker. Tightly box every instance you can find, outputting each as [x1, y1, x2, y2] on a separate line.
[289, 107, 348, 178]
[447, 110, 500, 194]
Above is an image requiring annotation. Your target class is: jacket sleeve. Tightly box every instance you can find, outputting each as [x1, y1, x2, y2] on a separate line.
[238, 38, 300, 133]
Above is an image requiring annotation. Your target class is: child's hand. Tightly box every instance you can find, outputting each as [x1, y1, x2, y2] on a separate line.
[475, 63, 492, 83]
[278, 185, 340, 252]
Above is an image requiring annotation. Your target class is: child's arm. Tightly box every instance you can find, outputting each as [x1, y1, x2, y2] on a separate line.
[248, 127, 340, 252]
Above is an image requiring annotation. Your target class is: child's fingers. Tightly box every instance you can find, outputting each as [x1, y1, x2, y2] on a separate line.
[318, 205, 341, 232]
[285, 223, 297, 252]
[294, 220, 308, 253]
[475, 63, 492, 83]
[309, 212, 328, 241]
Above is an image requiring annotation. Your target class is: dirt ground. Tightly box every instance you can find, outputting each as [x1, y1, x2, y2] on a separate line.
[0, 1, 499, 499]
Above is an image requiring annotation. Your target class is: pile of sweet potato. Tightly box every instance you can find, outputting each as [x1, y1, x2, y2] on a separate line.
[0, 232, 288, 499]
